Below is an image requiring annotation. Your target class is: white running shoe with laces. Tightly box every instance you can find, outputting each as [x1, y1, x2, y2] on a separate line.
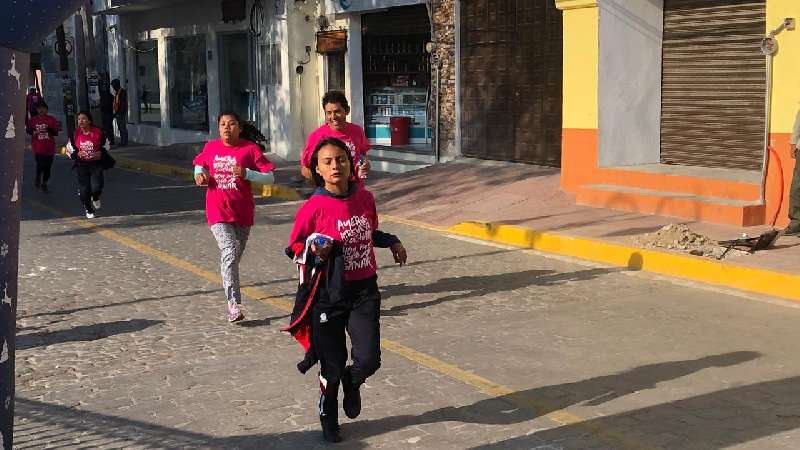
[92, 199, 102, 210]
[85, 211, 95, 219]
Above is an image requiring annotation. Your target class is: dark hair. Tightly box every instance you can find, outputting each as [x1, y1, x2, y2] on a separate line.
[309, 137, 354, 188]
[111, 78, 121, 87]
[217, 111, 242, 124]
[35, 100, 48, 110]
[77, 110, 93, 124]
[321, 91, 349, 110]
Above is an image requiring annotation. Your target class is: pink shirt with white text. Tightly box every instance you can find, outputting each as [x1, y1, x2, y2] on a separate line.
[301, 123, 370, 177]
[289, 187, 379, 281]
[193, 139, 275, 227]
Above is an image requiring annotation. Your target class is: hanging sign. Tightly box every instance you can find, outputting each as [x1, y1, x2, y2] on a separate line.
[316, 30, 347, 53]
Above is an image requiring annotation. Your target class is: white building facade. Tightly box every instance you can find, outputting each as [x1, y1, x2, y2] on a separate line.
[70, 0, 455, 164]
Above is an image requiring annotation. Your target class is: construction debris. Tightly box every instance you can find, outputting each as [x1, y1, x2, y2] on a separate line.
[634, 224, 749, 259]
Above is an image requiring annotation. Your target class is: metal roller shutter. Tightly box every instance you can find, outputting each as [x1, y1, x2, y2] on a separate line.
[660, 0, 766, 171]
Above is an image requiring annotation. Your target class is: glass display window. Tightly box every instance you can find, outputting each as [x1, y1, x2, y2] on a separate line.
[168, 35, 209, 131]
[136, 40, 160, 126]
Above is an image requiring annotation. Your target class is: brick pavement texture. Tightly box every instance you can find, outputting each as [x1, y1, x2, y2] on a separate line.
[12, 155, 800, 449]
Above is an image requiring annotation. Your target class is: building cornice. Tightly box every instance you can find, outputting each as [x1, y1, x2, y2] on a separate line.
[555, 0, 598, 10]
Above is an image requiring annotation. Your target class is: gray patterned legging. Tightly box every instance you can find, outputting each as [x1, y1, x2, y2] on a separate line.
[210, 223, 251, 305]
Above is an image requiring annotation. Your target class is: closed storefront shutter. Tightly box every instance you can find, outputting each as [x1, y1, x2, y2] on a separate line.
[660, 0, 766, 171]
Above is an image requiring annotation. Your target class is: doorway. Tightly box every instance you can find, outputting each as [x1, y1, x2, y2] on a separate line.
[460, 0, 563, 166]
[218, 33, 256, 123]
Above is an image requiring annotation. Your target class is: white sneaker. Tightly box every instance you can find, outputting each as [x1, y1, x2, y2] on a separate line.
[92, 199, 102, 210]
[227, 302, 245, 322]
[85, 211, 95, 219]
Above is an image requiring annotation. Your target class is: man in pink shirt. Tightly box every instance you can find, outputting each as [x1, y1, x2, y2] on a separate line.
[300, 91, 371, 181]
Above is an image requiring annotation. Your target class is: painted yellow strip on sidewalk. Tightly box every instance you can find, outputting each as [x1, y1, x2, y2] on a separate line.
[25, 201, 661, 447]
[112, 154, 796, 303]
[447, 221, 800, 302]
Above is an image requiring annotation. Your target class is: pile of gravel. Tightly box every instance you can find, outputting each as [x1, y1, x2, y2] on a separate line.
[634, 224, 749, 259]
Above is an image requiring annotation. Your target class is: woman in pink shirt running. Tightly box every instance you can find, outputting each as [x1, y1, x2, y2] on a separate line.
[193, 112, 276, 322]
[289, 137, 407, 442]
[26, 101, 60, 192]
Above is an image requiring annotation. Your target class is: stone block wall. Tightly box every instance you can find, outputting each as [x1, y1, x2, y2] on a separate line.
[430, 0, 457, 160]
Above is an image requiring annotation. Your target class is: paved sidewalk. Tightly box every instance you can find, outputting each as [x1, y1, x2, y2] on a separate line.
[368, 159, 799, 272]
[110, 144, 800, 300]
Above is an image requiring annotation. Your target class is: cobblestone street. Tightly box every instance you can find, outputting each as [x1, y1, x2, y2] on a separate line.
[13, 155, 800, 449]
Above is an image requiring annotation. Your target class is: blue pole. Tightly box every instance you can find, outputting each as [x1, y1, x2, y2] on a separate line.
[0, 3, 86, 447]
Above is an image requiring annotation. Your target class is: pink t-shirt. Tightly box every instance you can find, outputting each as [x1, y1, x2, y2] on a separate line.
[28, 114, 60, 155]
[192, 139, 275, 227]
[72, 127, 105, 162]
[289, 186, 379, 281]
[301, 123, 370, 177]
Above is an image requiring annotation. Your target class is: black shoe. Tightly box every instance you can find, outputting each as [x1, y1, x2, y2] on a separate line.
[342, 367, 362, 419]
[783, 227, 800, 236]
[41, 182, 49, 193]
[320, 415, 342, 443]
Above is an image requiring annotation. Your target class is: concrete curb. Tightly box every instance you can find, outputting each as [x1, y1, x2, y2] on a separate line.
[115, 157, 301, 201]
[446, 221, 800, 302]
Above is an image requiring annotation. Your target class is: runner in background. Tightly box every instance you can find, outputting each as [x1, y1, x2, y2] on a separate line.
[25, 101, 60, 192]
[300, 91, 371, 183]
[65, 111, 111, 219]
[111, 79, 129, 146]
[25, 86, 42, 126]
[193, 112, 276, 322]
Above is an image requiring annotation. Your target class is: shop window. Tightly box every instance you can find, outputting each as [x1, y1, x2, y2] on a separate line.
[168, 35, 209, 131]
[327, 52, 345, 92]
[136, 40, 160, 126]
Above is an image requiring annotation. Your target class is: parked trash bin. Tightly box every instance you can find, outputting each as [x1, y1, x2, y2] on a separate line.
[390, 116, 411, 146]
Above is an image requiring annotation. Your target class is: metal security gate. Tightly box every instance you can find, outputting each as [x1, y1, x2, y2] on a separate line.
[660, 0, 766, 171]
[460, 0, 562, 166]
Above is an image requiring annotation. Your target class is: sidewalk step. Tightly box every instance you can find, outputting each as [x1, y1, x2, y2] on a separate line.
[576, 183, 765, 226]
[370, 146, 436, 164]
[595, 163, 760, 202]
[369, 155, 431, 174]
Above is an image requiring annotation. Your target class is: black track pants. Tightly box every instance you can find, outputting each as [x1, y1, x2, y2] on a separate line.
[76, 162, 104, 213]
[34, 154, 54, 184]
[313, 275, 382, 417]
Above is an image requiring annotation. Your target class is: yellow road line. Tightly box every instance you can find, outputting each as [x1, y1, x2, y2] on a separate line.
[28, 200, 651, 449]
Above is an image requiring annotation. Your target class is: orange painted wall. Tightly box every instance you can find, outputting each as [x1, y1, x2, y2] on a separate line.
[560, 128, 598, 192]
[562, 128, 796, 227]
[765, 133, 795, 227]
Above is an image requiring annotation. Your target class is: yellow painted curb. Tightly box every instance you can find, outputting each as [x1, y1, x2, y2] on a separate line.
[115, 157, 301, 202]
[260, 183, 301, 201]
[447, 221, 800, 302]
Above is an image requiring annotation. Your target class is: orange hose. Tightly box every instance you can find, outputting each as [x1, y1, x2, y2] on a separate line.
[768, 145, 784, 226]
